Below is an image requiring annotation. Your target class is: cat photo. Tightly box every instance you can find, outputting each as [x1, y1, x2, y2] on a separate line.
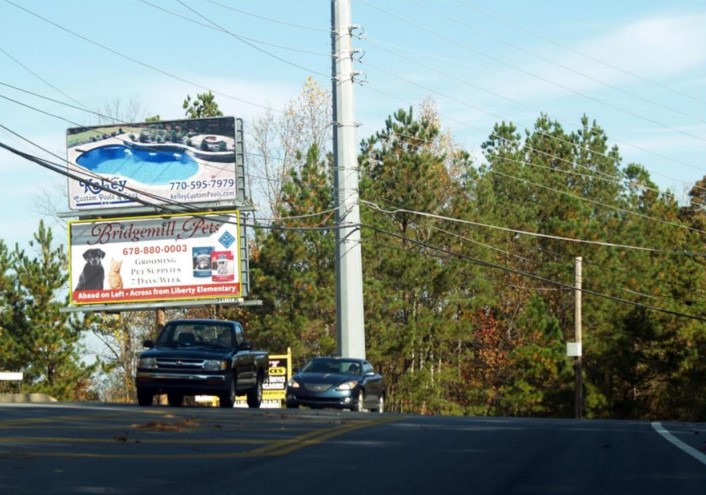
[108, 258, 123, 290]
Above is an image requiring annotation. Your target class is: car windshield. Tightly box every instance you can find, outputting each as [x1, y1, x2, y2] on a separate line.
[156, 323, 233, 348]
[302, 358, 362, 375]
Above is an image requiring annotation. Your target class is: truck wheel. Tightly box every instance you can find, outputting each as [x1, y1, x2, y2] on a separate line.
[220, 378, 236, 408]
[167, 393, 183, 407]
[137, 388, 152, 407]
[247, 373, 263, 408]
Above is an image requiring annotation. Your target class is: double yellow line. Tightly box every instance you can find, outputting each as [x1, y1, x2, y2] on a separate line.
[0, 412, 398, 459]
[247, 415, 399, 457]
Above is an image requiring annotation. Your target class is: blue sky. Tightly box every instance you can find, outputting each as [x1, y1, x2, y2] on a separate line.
[1, 0, 705, 250]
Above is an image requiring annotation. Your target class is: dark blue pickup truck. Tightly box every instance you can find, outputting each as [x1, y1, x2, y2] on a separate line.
[135, 319, 269, 408]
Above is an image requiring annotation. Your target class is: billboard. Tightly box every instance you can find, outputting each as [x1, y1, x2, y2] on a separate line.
[66, 117, 240, 211]
[69, 211, 241, 305]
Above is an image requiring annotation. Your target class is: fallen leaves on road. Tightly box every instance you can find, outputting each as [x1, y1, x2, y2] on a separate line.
[130, 417, 200, 432]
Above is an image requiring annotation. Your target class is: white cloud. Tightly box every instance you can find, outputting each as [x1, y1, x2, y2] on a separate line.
[578, 13, 706, 79]
[479, 12, 706, 103]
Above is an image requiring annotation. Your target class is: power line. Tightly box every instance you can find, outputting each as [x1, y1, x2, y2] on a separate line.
[3, 0, 276, 114]
[358, 0, 706, 144]
[362, 222, 706, 322]
[140, 0, 329, 58]
[455, 0, 706, 106]
[360, 199, 706, 254]
[0, 47, 90, 112]
[409, 0, 706, 126]
[204, 0, 329, 32]
[5, 126, 705, 318]
[360, 39, 706, 179]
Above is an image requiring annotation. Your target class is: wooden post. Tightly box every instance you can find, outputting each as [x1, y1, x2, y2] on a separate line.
[574, 257, 583, 419]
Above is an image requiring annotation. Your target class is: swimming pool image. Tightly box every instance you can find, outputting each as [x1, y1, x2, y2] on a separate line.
[75, 144, 199, 185]
[66, 128, 239, 210]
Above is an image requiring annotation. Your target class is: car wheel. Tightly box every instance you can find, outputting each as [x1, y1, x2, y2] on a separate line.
[136, 388, 152, 407]
[247, 374, 263, 408]
[220, 378, 236, 408]
[286, 402, 299, 409]
[376, 395, 384, 413]
[355, 390, 366, 412]
[167, 393, 183, 407]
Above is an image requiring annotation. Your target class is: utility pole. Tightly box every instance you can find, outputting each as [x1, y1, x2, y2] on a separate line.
[331, 0, 366, 359]
[574, 256, 583, 419]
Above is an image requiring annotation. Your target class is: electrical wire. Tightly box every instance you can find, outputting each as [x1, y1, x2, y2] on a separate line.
[409, 0, 706, 125]
[358, 0, 706, 144]
[140, 0, 329, 58]
[360, 199, 701, 254]
[0, 47, 90, 112]
[3, 0, 276, 114]
[361, 222, 706, 322]
[359, 39, 706, 182]
[5, 129, 705, 318]
[454, 0, 706, 105]
[204, 0, 329, 32]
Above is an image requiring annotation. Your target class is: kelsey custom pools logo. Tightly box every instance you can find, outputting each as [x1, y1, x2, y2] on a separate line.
[73, 177, 137, 206]
[79, 177, 128, 194]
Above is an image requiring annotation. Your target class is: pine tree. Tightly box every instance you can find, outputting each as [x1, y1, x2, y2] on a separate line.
[360, 108, 478, 414]
[0, 222, 96, 399]
[247, 145, 337, 361]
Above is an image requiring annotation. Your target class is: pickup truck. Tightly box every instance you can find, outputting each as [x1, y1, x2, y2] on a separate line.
[135, 319, 269, 408]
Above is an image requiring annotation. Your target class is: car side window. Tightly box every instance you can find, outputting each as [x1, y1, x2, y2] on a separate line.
[363, 362, 374, 374]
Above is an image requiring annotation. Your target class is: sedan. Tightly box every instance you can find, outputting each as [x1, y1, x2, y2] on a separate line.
[286, 357, 385, 412]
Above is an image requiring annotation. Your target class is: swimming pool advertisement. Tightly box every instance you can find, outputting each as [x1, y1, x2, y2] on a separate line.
[68, 211, 242, 305]
[65, 117, 241, 211]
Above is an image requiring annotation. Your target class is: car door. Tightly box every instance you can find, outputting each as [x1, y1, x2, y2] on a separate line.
[362, 361, 384, 404]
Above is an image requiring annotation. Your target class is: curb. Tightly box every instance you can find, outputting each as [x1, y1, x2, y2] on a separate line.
[0, 393, 58, 403]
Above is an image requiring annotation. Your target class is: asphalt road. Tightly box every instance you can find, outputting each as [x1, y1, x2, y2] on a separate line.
[0, 402, 704, 494]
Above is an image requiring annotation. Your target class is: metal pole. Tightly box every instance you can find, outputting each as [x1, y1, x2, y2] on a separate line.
[574, 256, 583, 419]
[331, 0, 366, 358]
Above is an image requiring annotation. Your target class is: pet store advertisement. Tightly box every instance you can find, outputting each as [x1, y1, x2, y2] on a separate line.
[69, 211, 241, 305]
[65, 116, 240, 211]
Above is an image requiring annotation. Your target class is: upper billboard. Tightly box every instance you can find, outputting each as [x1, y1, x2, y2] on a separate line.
[66, 117, 239, 211]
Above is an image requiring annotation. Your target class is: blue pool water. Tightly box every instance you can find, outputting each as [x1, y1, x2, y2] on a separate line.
[76, 144, 199, 185]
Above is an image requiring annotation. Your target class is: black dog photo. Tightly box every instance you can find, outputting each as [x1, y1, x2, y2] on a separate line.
[75, 248, 106, 290]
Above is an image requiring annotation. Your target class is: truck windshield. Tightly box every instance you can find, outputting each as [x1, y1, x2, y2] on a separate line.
[156, 323, 233, 348]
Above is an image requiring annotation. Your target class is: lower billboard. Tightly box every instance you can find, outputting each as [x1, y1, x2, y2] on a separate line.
[69, 211, 241, 305]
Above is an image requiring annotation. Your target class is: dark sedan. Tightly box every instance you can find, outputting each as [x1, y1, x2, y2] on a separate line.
[286, 357, 385, 412]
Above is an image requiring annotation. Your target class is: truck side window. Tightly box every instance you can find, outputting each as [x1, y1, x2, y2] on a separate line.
[234, 324, 245, 346]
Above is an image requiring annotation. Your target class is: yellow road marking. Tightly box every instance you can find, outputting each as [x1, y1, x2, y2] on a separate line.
[0, 415, 399, 459]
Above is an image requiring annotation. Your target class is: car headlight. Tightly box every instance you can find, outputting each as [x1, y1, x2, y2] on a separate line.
[287, 378, 300, 389]
[203, 359, 228, 371]
[139, 357, 157, 369]
[335, 380, 359, 391]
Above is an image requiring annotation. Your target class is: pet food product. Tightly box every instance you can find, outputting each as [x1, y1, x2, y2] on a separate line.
[211, 251, 235, 282]
[192, 247, 213, 277]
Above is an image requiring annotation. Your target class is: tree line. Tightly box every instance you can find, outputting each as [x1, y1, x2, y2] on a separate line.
[1, 84, 705, 420]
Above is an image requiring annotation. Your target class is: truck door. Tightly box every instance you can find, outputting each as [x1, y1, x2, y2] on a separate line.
[234, 323, 255, 386]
